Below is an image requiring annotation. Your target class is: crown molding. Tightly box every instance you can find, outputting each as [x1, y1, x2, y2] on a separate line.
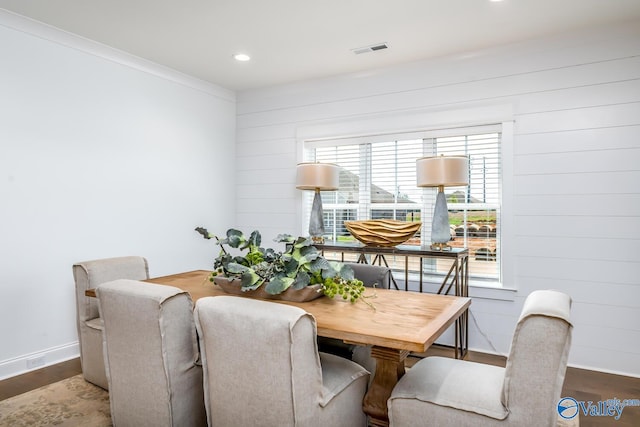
[0, 8, 235, 103]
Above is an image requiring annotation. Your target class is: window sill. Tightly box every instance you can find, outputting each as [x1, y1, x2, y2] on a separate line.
[468, 282, 516, 301]
[393, 274, 516, 302]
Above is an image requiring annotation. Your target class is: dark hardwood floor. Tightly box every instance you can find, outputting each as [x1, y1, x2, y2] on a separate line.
[1, 348, 638, 426]
[0, 358, 82, 401]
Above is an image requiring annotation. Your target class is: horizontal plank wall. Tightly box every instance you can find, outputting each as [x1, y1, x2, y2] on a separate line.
[0, 11, 236, 379]
[236, 21, 640, 376]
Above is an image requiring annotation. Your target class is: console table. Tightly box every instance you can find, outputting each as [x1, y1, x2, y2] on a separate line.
[316, 242, 469, 358]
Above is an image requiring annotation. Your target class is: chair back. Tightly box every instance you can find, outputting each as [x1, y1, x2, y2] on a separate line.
[73, 256, 149, 322]
[72, 256, 149, 389]
[195, 296, 324, 427]
[97, 279, 205, 427]
[345, 263, 392, 288]
[502, 290, 573, 426]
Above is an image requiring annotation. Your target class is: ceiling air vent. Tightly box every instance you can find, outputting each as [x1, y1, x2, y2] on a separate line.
[352, 43, 389, 55]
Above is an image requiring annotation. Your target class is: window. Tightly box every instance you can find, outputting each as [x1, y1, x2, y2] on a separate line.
[303, 126, 502, 284]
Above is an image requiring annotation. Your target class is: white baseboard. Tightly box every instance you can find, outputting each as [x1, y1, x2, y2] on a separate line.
[433, 345, 640, 379]
[565, 362, 640, 379]
[0, 342, 79, 381]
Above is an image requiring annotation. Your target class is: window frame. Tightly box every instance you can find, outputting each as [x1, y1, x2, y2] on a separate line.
[295, 110, 515, 292]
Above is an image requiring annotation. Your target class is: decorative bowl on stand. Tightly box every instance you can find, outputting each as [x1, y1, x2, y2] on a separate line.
[344, 219, 421, 247]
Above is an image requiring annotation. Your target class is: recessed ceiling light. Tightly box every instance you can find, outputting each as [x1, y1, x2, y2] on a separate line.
[233, 53, 251, 62]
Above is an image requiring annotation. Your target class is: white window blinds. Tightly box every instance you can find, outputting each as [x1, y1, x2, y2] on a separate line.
[303, 126, 502, 283]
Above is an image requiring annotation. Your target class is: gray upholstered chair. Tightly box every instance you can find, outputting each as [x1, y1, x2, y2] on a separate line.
[72, 256, 149, 389]
[97, 279, 206, 427]
[388, 290, 573, 427]
[345, 262, 392, 289]
[318, 262, 392, 373]
[194, 295, 369, 427]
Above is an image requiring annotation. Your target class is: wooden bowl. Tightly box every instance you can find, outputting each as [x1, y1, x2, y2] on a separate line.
[344, 219, 421, 247]
[213, 276, 324, 302]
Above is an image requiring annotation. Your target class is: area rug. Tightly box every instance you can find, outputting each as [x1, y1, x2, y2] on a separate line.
[0, 374, 111, 427]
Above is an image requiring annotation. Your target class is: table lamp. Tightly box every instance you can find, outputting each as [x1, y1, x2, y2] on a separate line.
[296, 162, 340, 243]
[416, 155, 469, 250]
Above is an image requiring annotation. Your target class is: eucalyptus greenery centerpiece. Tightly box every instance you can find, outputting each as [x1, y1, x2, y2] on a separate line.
[195, 227, 371, 304]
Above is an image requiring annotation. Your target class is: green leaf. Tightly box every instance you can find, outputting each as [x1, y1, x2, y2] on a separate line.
[232, 256, 249, 267]
[195, 227, 212, 239]
[298, 245, 320, 262]
[309, 257, 330, 273]
[336, 262, 355, 280]
[290, 245, 317, 268]
[293, 236, 313, 249]
[263, 248, 277, 262]
[226, 229, 244, 248]
[292, 271, 311, 290]
[274, 234, 294, 243]
[265, 276, 294, 294]
[283, 258, 299, 276]
[248, 230, 261, 248]
[214, 252, 232, 271]
[240, 230, 261, 250]
[322, 260, 354, 280]
[226, 262, 249, 274]
[240, 271, 262, 290]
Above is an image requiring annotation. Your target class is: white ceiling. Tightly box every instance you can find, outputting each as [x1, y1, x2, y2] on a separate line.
[1, 0, 640, 91]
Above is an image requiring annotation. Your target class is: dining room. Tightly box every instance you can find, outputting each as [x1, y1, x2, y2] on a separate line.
[1, 1, 639, 426]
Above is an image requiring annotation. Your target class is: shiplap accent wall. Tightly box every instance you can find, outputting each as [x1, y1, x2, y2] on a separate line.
[236, 21, 640, 376]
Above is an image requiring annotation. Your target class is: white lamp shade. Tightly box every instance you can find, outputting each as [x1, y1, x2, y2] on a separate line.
[296, 163, 340, 191]
[416, 155, 469, 187]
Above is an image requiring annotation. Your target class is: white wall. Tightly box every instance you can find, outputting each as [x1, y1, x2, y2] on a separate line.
[236, 21, 640, 377]
[0, 11, 236, 379]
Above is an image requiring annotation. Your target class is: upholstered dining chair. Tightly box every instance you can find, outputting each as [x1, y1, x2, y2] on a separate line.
[388, 289, 573, 427]
[194, 295, 370, 427]
[97, 279, 206, 427]
[318, 262, 392, 373]
[345, 262, 393, 290]
[72, 256, 149, 389]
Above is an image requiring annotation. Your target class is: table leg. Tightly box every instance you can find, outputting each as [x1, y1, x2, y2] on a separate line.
[363, 346, 409, 427]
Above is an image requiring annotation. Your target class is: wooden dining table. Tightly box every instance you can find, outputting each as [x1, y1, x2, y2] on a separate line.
[88, 270, 470, 427]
